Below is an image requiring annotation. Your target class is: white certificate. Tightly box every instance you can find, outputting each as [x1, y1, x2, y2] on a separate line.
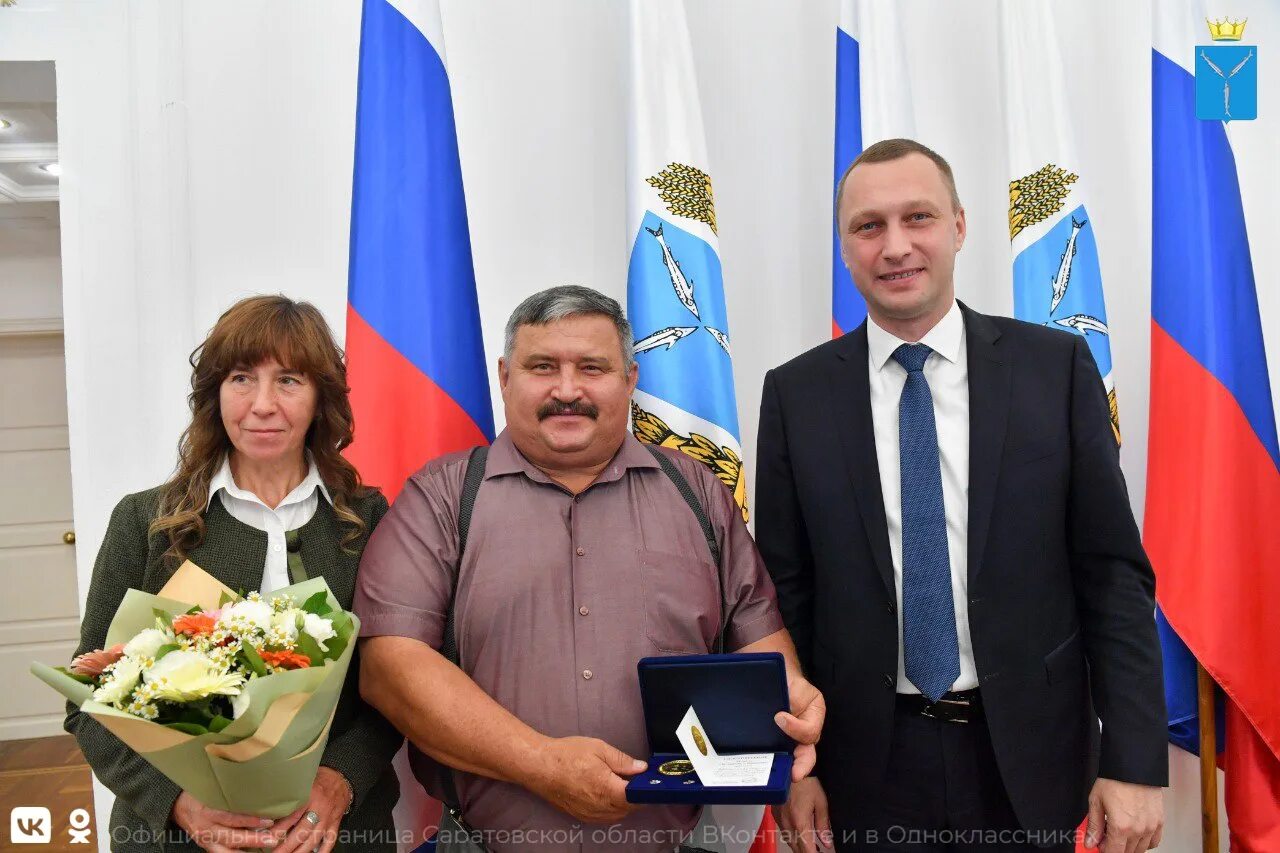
[675, 706, 774, 787]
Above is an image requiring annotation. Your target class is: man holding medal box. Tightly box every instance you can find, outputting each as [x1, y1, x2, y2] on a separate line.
[354, 286, 825, 853]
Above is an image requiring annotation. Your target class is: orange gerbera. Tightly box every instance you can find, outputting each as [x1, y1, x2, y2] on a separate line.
[172, 612, 217, 636]
[259, 649, 311, 670]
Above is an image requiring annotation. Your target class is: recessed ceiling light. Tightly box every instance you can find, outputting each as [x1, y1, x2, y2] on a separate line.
[41, 163, 61, 177]
[0, 119, 11, 130]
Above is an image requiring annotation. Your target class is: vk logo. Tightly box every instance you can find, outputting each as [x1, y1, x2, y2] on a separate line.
[10, 806, 51, 844]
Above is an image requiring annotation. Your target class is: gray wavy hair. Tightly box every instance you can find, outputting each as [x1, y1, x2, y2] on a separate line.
[502, 285, 635, 368]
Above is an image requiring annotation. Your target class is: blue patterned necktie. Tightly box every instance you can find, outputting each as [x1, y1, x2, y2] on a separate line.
[892, 343, 960, 702]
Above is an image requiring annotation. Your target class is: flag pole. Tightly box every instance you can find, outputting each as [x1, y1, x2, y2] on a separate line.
[1196, 662, 1218, 852]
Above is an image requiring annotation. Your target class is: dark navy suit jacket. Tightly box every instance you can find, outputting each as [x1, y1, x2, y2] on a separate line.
[755, 303, 1167, 833]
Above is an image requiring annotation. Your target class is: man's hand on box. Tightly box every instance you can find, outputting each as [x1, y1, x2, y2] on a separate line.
[529, 736, 646, 824]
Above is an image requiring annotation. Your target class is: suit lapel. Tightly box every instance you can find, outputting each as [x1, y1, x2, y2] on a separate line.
[827, 325, 896, 601]
[963, 304, 1011, 588]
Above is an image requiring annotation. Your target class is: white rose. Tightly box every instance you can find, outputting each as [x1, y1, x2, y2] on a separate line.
[270, 608, 302, 641]
[144, 650, 245, 703]
[217, 600, 273, 633]
[124, 628, 172, 660]
[301, 613, 337, 652]
[92, 657, 145, 707]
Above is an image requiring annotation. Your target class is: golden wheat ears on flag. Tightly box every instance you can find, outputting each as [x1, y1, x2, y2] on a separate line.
[647, 163, 718, 236]
[1008, 164, 1078, 240]
[1107, 388, 1121, 445]
[631, 401, 749, 521]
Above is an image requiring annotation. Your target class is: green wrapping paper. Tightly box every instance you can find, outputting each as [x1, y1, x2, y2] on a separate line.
[32, 563, 358, 818]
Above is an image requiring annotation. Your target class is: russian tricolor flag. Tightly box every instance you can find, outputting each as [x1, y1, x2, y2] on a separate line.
[832, 1, 915, 340]
[831, 2, 864, 340]
[1150, 4, 1280, 851]
[346, 0, 494, 504]
[346, 2, 492, 845]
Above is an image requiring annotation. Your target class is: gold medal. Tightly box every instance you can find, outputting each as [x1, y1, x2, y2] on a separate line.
[691, 725, 708, 756]
[658, 759, 694, 776]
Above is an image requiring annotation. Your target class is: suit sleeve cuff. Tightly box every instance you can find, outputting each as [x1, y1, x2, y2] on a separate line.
[1098, 742, 1169, 787]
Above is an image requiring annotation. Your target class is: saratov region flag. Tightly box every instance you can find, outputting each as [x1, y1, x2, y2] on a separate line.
[346, 0, 494, 506]
[626, 3, 766, 850]
[1149, 4, 1280, 851]
[625, 0, 748, 520]
[1000, 0, 1121, 446]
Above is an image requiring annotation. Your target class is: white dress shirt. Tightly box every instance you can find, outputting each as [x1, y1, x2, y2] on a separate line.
[206, 456, 331, 594]
[866, 299, 978, 694]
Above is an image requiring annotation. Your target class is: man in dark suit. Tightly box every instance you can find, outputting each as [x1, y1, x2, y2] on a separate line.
[757, 139, 1166, 853]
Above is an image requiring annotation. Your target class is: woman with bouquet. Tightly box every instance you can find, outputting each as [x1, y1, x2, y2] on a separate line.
[65, 296, 401, 852]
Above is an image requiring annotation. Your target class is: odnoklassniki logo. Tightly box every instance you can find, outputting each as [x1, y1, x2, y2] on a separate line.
[1196, 17, 1257, 121]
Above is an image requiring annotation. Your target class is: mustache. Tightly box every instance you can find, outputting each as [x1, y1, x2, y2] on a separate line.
[537, 400, 599, 420]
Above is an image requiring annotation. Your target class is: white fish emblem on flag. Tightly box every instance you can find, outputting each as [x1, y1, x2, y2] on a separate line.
[1000, 0, 1121, 443]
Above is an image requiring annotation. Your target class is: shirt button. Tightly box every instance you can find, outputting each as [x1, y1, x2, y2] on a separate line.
[576, 547, 585, 556]
[273, 544, 282, 552]
[582, 669, 593, 680]
[579, 606, 589, 616]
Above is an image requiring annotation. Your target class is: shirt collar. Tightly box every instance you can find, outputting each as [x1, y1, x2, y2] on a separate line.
[866, 298, 965, 371]
[484, 429, 660, 486]
[206, 454, 331, 510]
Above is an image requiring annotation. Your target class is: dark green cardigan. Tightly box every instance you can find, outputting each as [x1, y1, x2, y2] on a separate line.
[65, 486, 403, 852]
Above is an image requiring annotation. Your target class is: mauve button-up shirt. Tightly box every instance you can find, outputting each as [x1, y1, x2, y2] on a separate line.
[354, 430, 785, 852]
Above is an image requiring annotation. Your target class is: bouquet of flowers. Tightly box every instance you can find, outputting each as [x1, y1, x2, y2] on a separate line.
[32, 561, 359, 818]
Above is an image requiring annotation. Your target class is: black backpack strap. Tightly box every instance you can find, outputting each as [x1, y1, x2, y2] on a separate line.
[457, 445, 489, 560]
[441, 445, 488, 666]
[438, 444, 488, 817]
[643, 443, 727, 654]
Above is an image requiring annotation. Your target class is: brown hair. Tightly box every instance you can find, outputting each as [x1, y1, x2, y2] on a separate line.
[151, 295, 375, 559]
[835, 138, 962, 216]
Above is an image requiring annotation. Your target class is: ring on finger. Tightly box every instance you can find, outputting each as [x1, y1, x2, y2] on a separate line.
[304, 810, 321, 826]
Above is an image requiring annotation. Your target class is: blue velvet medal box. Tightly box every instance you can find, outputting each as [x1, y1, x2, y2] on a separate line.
[625, 652, 793, 805]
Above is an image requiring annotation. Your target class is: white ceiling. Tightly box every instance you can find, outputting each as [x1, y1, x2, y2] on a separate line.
[0, 61, 58, 204]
